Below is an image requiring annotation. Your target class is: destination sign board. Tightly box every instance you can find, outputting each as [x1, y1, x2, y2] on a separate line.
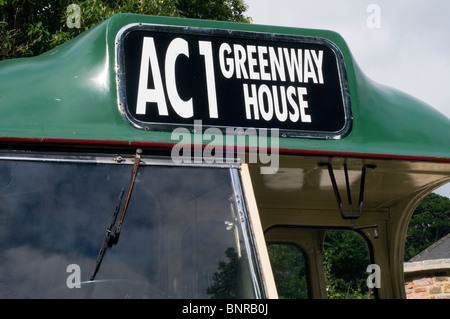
[115, 23, 352, 139]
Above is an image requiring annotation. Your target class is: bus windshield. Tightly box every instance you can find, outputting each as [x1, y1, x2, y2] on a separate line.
[0, 154, 258, 298]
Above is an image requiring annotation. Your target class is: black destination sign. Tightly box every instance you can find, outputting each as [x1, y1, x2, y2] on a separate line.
[115, 23, 352, 139]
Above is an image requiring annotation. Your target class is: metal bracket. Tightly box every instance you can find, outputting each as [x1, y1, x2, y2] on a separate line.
[319, 163, 379, 238]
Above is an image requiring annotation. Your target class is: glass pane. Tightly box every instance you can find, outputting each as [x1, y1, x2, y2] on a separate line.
[267, 243, 309, 299]
[0, 158, 256, 298]
[323, 230, 373, 299]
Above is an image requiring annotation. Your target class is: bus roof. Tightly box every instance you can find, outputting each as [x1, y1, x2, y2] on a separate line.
[0, 13, 449, 162]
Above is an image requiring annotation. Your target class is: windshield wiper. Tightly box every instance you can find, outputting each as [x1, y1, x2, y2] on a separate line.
[90, 149, 142, 281]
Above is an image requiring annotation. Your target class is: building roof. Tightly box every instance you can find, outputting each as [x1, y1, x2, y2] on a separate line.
[409, 233, 450, 262]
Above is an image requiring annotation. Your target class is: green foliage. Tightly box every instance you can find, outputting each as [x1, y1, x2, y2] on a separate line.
[267, 244, 308, 299]
[1, 0, 251, 60]
[206, 247, 241, 299]
[404, 193, 450, 261]
[177, 0, 251, 22]
[323, 230, 373, 299]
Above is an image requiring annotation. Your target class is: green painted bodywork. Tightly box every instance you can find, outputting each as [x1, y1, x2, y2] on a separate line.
[0, 13, 449, 160]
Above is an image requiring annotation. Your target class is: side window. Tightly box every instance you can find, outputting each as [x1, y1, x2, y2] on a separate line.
[267, 243, 309, 299]
[322, 230, 373, 299]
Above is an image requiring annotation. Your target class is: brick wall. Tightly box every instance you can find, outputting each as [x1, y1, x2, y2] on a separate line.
[404, 259, 450, 299]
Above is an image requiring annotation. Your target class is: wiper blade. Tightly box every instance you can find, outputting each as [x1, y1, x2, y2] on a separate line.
[90, 149, 142, 281]
[90, 188, 124, 281]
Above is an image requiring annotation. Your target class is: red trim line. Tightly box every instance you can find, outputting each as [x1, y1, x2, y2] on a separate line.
[277, 148, 450, 163]
[1, 136, 450, 163]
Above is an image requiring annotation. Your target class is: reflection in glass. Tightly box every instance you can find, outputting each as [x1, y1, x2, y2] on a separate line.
[0, 158, 256, 298]
[267, 243, 309, 299]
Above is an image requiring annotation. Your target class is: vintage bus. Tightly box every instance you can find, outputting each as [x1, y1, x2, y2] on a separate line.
[0, 13, 449, 299]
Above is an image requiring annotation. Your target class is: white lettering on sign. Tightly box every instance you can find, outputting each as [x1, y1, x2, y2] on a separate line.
[135, 36, 326, 123]
[136, 37, 168, 116]
[243, 84, 311, 123]
[199, 41, 219, 118]
[218, 43, 324, 84]
[165, 37, 193, 118]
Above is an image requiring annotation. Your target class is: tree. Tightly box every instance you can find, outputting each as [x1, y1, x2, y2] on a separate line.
[404, 193, 450, 261]
[267, 243, 308, 299]
[206, 247, 242, 299]
[322, 230, 372, 299]
[176, 0, 250, 22]
[0, 0, 251, 61]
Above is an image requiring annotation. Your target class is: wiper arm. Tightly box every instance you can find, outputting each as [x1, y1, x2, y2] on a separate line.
[90, 149, 142, 281]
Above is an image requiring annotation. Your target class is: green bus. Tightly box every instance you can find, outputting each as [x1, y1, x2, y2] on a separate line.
[0, 13, 448, 299]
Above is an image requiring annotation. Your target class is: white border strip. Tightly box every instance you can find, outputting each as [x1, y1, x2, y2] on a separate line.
[239, 164, 278, 299]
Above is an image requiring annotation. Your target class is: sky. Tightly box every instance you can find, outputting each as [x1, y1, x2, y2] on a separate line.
[245, 0, 450, 198]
